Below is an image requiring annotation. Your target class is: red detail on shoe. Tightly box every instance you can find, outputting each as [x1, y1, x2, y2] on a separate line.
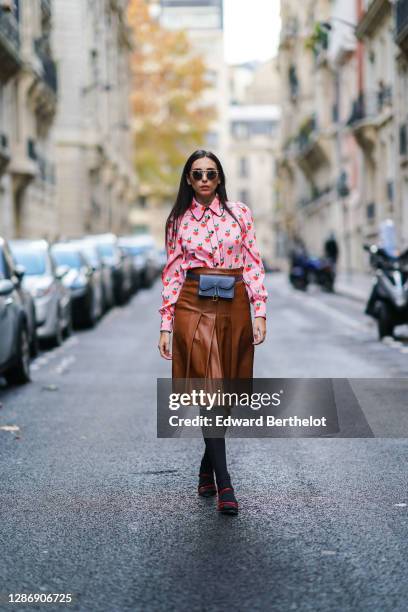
[218, 502, 238, 510]
[199, 483, 216, 492]
[218, 487, 234, 495]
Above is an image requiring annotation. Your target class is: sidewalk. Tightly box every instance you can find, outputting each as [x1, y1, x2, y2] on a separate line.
[334, 271, 374, 303]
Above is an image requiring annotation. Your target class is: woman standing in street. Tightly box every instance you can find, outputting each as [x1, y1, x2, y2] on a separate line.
[158, 150, 267, 515]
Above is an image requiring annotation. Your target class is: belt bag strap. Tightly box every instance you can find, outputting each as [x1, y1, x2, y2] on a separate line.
[198, 274, 236, 299]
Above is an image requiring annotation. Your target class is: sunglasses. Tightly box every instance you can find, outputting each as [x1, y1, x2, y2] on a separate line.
[190, 169, 219, 181]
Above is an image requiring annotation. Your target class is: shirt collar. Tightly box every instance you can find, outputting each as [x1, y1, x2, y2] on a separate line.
[190, 194, 224, 221]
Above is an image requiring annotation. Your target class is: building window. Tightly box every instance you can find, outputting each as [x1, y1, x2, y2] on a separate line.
[288, 64, 299, 101]
[206, 131, 218, 148]
[232, 122, 250, 139]
[239, 157, 249, 178]
[239, 189, 250, 205]
[205, 69, 217, 86]
[366, 202, 376, 221]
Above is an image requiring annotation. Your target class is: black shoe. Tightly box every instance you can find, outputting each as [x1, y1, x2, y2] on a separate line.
[217, 487, 239, 515]
[198, 473, 217, 497]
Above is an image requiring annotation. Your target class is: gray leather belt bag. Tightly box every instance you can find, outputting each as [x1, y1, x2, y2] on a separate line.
[197, 274, 236, 300]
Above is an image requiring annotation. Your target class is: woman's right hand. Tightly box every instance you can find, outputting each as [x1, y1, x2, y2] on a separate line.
[158, 331, 172, 360]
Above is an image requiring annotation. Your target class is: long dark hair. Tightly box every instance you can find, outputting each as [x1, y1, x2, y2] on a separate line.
[164, 149, 243, 251]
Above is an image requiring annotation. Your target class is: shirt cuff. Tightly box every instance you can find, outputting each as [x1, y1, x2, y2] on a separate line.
[253, 300, 267, 318]
[160, 314, 173, 333]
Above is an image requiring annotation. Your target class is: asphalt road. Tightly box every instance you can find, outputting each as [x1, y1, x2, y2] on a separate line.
[0, 273, 407, 612]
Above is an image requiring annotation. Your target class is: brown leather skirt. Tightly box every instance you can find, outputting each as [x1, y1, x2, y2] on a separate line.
[172, 267, 254, 379]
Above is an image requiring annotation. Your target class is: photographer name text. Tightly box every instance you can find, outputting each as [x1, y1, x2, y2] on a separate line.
[168, 415, 327, 427]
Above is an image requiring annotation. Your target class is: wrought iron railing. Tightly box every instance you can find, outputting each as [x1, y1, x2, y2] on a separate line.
[400, 124, 408, 156]
[296, 115, 318, 153]
[41, 0, 52, 18]
[298, 185, 333, 208]
[396, 0, 408, 44]
[347, 86, 393, 125]
[34, 36, 58, 93]
[0, 133, 9, 149]
[0, 7, 20, 50]
[27, 138, 37, 161]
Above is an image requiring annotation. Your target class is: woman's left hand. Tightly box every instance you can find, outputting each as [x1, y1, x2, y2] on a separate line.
[253, 317, 266, 345]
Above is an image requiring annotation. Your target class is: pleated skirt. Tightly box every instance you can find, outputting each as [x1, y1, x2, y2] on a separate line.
[172, 267, 254, 379]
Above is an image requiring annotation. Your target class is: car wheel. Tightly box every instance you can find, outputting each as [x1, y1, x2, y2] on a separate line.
[64, 306, 73, 338]
[85, 291, 96, 328]
[378, 302, 394, 339]
[52, 309, 64, 347]
[5, 324, 31, 385]
[30, 332, 39, 358]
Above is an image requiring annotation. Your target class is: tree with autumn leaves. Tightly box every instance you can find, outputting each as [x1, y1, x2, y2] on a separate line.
[127, 0, 217, 201]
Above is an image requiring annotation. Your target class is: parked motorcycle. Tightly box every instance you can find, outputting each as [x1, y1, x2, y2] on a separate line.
[289, 253, 335, 292]
[364, 244, 408, 339]
[289, 252, 309, 291]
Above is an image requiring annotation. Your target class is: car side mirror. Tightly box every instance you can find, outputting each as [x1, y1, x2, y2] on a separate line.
[0, 279, 15, 296]
[13, 264, 25, 285]
[56, 265, 69, 279]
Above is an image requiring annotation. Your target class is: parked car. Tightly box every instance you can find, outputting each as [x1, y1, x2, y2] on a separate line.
[157, 248, 167, 271]
[0, 237, 32, 384]
[0, 238, 38, 357]
[85, 234, 128, 305]
[10, 240, 72, 347]
[75, 239, 115, 311]
[51, 242, 103, 327]
[119, 235, 160, 288]
[117, 244, 134, 300]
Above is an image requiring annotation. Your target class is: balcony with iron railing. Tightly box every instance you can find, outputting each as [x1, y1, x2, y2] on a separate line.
[396, 0, 408, 51]
[41, 0, 52, 19]
[356, 0, 391, 38]
[0, 132, 11, 173]
[33, 36, 58, 93]
[347, 86, 392, 152]
[347, 85, 393, 126]
[297, 184, 334, 209]
[0, 6, 22, 81]
[400, 123, 408, 156]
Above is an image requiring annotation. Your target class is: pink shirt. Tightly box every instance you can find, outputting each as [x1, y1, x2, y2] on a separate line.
[159, 195, 268, 332]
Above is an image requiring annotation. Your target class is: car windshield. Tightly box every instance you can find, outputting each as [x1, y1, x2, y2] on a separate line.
[124, 245, 150, 255]
[97, 244, 115, 257]
[12, 249, 47, 275]
[81, 248, 98, 267]
[0, 253, 6, 279]
[52, 249, 82, 270]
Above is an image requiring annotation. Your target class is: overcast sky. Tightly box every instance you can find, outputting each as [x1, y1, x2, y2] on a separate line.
[224, 0, 281, 64]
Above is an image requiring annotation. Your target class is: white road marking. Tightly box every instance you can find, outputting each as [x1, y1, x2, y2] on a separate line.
[289, 290, 368, 331]
[54, 355, 76, 375]
[275, 279, 408, 357]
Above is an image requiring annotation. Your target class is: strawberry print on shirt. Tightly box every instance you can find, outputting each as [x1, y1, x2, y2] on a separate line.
[159, 194, 268, 332]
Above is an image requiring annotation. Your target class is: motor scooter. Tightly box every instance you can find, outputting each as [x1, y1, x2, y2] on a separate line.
[364, 244, 408, 338]
[289, 252, 309, 291]
[289, 253, 335, 292]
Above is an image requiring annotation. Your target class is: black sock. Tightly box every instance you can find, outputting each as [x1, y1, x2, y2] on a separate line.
[199, 447, 213, 476]
[203, 437, 231, 490]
